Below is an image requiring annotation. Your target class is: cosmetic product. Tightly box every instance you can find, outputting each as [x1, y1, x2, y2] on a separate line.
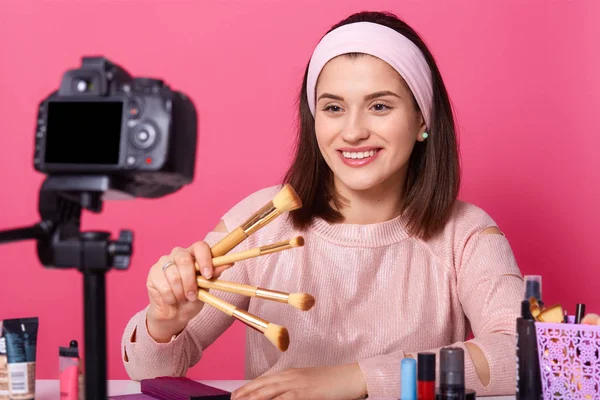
[516, 276, 542, 400]
[438, 347, 465, 399]
[575, 304, 586, 324]
[59, 340, 80, 400]
[536, 304, 565, 323]
[521, 275, 543, 319]
[436, 390, 476, 400]
[418, 352, 436, 400]
[2, 317, 38, 400]
[0, 321, 8, 400]
[141, 376, 231, 399]
[401, 357, 417, 400]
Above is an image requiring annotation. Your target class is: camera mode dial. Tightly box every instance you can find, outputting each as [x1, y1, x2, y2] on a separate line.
[130, 122, 157, 150]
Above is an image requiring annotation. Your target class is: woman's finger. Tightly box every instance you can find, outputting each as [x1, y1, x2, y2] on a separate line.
[169, 247, 196, 302]
[232, 373, 293, 400]
[189, 240, 214, 279]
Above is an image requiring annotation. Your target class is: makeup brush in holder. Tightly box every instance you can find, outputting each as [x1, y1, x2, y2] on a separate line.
[194, 184, 312, 352]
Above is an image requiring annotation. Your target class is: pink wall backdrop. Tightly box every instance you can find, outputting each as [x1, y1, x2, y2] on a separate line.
[1, 0, 598, 381]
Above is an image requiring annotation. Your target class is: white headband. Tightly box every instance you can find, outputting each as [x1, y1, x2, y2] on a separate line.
[306, 21, 433, 127]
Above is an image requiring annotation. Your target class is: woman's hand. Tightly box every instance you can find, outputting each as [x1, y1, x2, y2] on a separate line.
[145, 239, 233, 343]
[230, 363, 367, 400]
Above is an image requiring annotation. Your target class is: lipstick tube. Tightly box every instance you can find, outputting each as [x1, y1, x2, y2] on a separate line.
[418, 352, 436, 400]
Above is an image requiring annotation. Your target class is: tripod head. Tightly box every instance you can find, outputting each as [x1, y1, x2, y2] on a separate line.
[0, 56, 198, 400]
[35, 175, 134, 271]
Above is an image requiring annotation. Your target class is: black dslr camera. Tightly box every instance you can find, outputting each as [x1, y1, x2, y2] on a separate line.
[0, 56, 198, 400]
[34, 56, 197, 198]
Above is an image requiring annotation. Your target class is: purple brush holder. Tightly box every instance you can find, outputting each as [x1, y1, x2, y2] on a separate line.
[535, 316, 600, 399]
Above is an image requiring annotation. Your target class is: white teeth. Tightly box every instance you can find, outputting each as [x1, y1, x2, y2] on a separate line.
[342, 150, 377, 159]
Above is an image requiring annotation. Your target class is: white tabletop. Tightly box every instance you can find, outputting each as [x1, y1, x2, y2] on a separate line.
[34, 379, 515, 399]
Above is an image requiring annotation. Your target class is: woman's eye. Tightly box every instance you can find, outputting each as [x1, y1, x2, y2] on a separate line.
[372, 103, 390, 111]
[324, 105, 342, 112]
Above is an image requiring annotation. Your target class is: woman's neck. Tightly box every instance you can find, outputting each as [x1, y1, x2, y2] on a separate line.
[333, 176, 405, 225]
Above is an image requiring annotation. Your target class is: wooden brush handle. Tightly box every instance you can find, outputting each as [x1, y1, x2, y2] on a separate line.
[198, 277, 290, 304]
[212, 247, 261, 267]
[211, 226, 247, 257]
[200, 226, 248, 318]
[197, 288, 268, 333]
[196, 289, 237, 316]
[197, 276, 257, 297]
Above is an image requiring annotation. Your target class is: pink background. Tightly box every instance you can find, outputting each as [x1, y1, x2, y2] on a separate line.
[1, 0, 598, 381]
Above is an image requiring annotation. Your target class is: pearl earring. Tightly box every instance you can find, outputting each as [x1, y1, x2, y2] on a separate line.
[422, 132, 429, 140]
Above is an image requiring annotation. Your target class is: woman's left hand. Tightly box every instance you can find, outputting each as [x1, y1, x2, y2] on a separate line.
[230, 363, 367, 400]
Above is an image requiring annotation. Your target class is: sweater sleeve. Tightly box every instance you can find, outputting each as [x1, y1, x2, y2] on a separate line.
[452, 231, 523, 395]
[357, 231, 523, 398]
[407, 232, 523, 396]
[121, 230, 252, 380]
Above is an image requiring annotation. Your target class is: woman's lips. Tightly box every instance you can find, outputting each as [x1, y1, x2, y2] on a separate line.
[337, 148, 381, 167]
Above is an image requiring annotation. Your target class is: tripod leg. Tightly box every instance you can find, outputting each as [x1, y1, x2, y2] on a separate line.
[83, 270, 107, 400]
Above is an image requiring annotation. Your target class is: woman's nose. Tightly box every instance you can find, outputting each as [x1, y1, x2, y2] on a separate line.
[340, 113, 370, 143]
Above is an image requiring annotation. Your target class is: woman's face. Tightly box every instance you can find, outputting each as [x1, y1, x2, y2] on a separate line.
[314, 54, 426, 195]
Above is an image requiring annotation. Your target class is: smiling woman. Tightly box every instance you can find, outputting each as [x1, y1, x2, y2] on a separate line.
[121, 10, 524, 400]
[313, 54, 428, 221]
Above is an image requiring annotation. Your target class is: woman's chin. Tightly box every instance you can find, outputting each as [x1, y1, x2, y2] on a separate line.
[335, 176, 384, 192]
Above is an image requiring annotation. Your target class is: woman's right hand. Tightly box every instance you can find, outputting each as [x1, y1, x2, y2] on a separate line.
[145, 240, 233, 343]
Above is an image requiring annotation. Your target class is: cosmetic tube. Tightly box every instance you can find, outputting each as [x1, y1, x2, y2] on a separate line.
[0, 321, 8, 400]
[401, 358, 416, 400]
[516, 276, 542, 400]
[575, 304, 586, 324]
[438, 347, 465, 400]
[436, 390, 476, 400]
[59, 340, 80, 400]
[2, 317, 38, 400]
[418, 352, 436, 400]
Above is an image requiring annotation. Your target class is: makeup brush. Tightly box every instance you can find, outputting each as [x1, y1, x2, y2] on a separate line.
[196, 289, 289, 351]
[206, 237, 304, 267]
[196, 276, 316, 311]
[194, 184, 301, 352]
[211, 184, 302, 256]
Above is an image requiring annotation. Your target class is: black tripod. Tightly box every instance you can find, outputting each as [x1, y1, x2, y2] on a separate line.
[0, 175, 134, 400]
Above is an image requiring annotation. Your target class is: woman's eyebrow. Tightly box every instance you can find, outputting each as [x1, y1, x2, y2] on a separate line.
[317, 93, 344, 101]
[317, 90, 402, 102]
[364, 90, 401, 101]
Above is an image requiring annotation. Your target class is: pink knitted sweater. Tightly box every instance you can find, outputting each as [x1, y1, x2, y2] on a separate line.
[121, 185, 523, 398]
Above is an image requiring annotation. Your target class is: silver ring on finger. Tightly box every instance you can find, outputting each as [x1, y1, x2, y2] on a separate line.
[162, 260, 176, 272]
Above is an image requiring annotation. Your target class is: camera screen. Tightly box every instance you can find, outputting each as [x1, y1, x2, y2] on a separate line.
[44, 101, 123, 165]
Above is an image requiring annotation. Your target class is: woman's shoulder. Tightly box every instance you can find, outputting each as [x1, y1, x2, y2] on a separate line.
[417, 200, 509, 270]
[448, 199, 499, 233]
[422, 199, 502, 253]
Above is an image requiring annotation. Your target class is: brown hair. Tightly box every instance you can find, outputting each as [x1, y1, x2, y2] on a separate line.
[282, 11, 460, 240]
